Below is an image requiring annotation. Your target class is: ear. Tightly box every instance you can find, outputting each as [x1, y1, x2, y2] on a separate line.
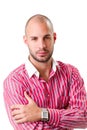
[54, 32, 57, 42]
[23, 35, 28, 44]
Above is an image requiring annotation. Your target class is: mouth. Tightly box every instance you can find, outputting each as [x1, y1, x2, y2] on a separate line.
[37, 51, 48, 57]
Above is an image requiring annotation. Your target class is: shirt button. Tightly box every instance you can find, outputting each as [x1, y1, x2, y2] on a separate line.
[48, 94, 50, 97]
[53, 123, 55, 125]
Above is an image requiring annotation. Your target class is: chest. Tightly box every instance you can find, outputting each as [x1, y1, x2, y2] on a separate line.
[26, 74, 70, 109]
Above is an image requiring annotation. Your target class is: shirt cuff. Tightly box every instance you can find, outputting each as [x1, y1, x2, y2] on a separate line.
[47, 108, 60, 127]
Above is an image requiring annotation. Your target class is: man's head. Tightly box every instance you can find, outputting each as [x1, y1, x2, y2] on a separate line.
[23, 14, 56, 63]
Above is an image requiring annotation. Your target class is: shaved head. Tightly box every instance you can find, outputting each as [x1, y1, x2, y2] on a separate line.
[25, 14, 54, 35]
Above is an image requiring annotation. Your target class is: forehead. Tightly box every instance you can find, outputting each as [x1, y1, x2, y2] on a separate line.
[26, 19, 53, 36]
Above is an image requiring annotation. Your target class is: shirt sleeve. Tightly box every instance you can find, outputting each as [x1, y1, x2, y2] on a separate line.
[3, 75, 37, 130]
[47, 65, 87, 129]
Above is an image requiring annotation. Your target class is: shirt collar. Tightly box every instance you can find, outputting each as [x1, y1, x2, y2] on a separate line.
[25, 59, 39, 78]
[25, 58, 59, 78]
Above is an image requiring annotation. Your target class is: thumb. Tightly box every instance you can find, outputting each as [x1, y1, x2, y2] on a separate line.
[24, 91, 33, 103]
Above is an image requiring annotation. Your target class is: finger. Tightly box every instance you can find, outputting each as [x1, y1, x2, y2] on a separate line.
[13, 113, 24, 120]
[11, 109, 21, 116]
[15, 117, 27, 124]
[11, 104, 23, 110]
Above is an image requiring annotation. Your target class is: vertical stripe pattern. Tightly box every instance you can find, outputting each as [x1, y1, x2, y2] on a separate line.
[3, 61, 87, 130]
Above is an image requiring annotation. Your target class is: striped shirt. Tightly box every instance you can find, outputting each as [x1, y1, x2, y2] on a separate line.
[3, 59, 87, 130]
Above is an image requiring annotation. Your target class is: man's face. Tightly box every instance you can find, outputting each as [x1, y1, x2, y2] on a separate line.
[24, 20, 55, 63]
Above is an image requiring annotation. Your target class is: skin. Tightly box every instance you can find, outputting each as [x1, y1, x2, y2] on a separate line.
[11, 92, 41, 123]
[11, 15, 56, 123]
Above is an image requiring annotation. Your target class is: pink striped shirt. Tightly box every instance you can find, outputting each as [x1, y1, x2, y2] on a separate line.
[3, 60, 87, 130]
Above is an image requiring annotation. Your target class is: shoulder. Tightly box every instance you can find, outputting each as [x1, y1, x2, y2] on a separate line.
[3, 64, 27, 101]
[58, 61, 83, 82]
[57, 61, 79, 71]
[56, 61, 82, 79]
[3, 64, 26, 85]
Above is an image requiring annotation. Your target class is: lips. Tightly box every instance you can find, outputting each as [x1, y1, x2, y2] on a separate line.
[37, 51, 48, 56]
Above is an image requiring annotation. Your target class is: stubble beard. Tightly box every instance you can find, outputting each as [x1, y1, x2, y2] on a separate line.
[30, 50, 53, 63]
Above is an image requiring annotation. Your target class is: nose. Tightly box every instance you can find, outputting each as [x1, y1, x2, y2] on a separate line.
[39, 39, 46, 49]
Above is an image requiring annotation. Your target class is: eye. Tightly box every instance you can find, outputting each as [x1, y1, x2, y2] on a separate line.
[31, 37, 37, 41]
[44, 36, 51, 40]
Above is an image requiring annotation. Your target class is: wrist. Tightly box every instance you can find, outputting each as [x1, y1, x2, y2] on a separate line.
[41, 108, 49, 121]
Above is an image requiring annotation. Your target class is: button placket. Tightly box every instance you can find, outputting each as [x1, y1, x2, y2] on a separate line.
[45, 83, 50, 107]
[40, 80, 51, 107]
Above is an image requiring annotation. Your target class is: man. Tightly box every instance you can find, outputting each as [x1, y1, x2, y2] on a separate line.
[3, 14, 87, 130]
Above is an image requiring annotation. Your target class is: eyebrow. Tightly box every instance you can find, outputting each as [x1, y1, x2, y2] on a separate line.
[29, 34, 52, 38]
[44, 34, 51, 37]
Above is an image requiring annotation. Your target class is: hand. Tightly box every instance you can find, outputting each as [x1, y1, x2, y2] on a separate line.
[11, 91, 42, 123]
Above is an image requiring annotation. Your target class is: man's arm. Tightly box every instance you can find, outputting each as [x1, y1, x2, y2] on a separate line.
[3, 66, 87, 129]
[3, 76, 26, 130]
[46, 66, 87, 129]
[3, 75, 42, 130]
[10, 90, 87, 129]
[8, 66, 87, 129]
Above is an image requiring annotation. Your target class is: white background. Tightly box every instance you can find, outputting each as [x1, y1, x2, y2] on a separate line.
[0, 0, 87, 129]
